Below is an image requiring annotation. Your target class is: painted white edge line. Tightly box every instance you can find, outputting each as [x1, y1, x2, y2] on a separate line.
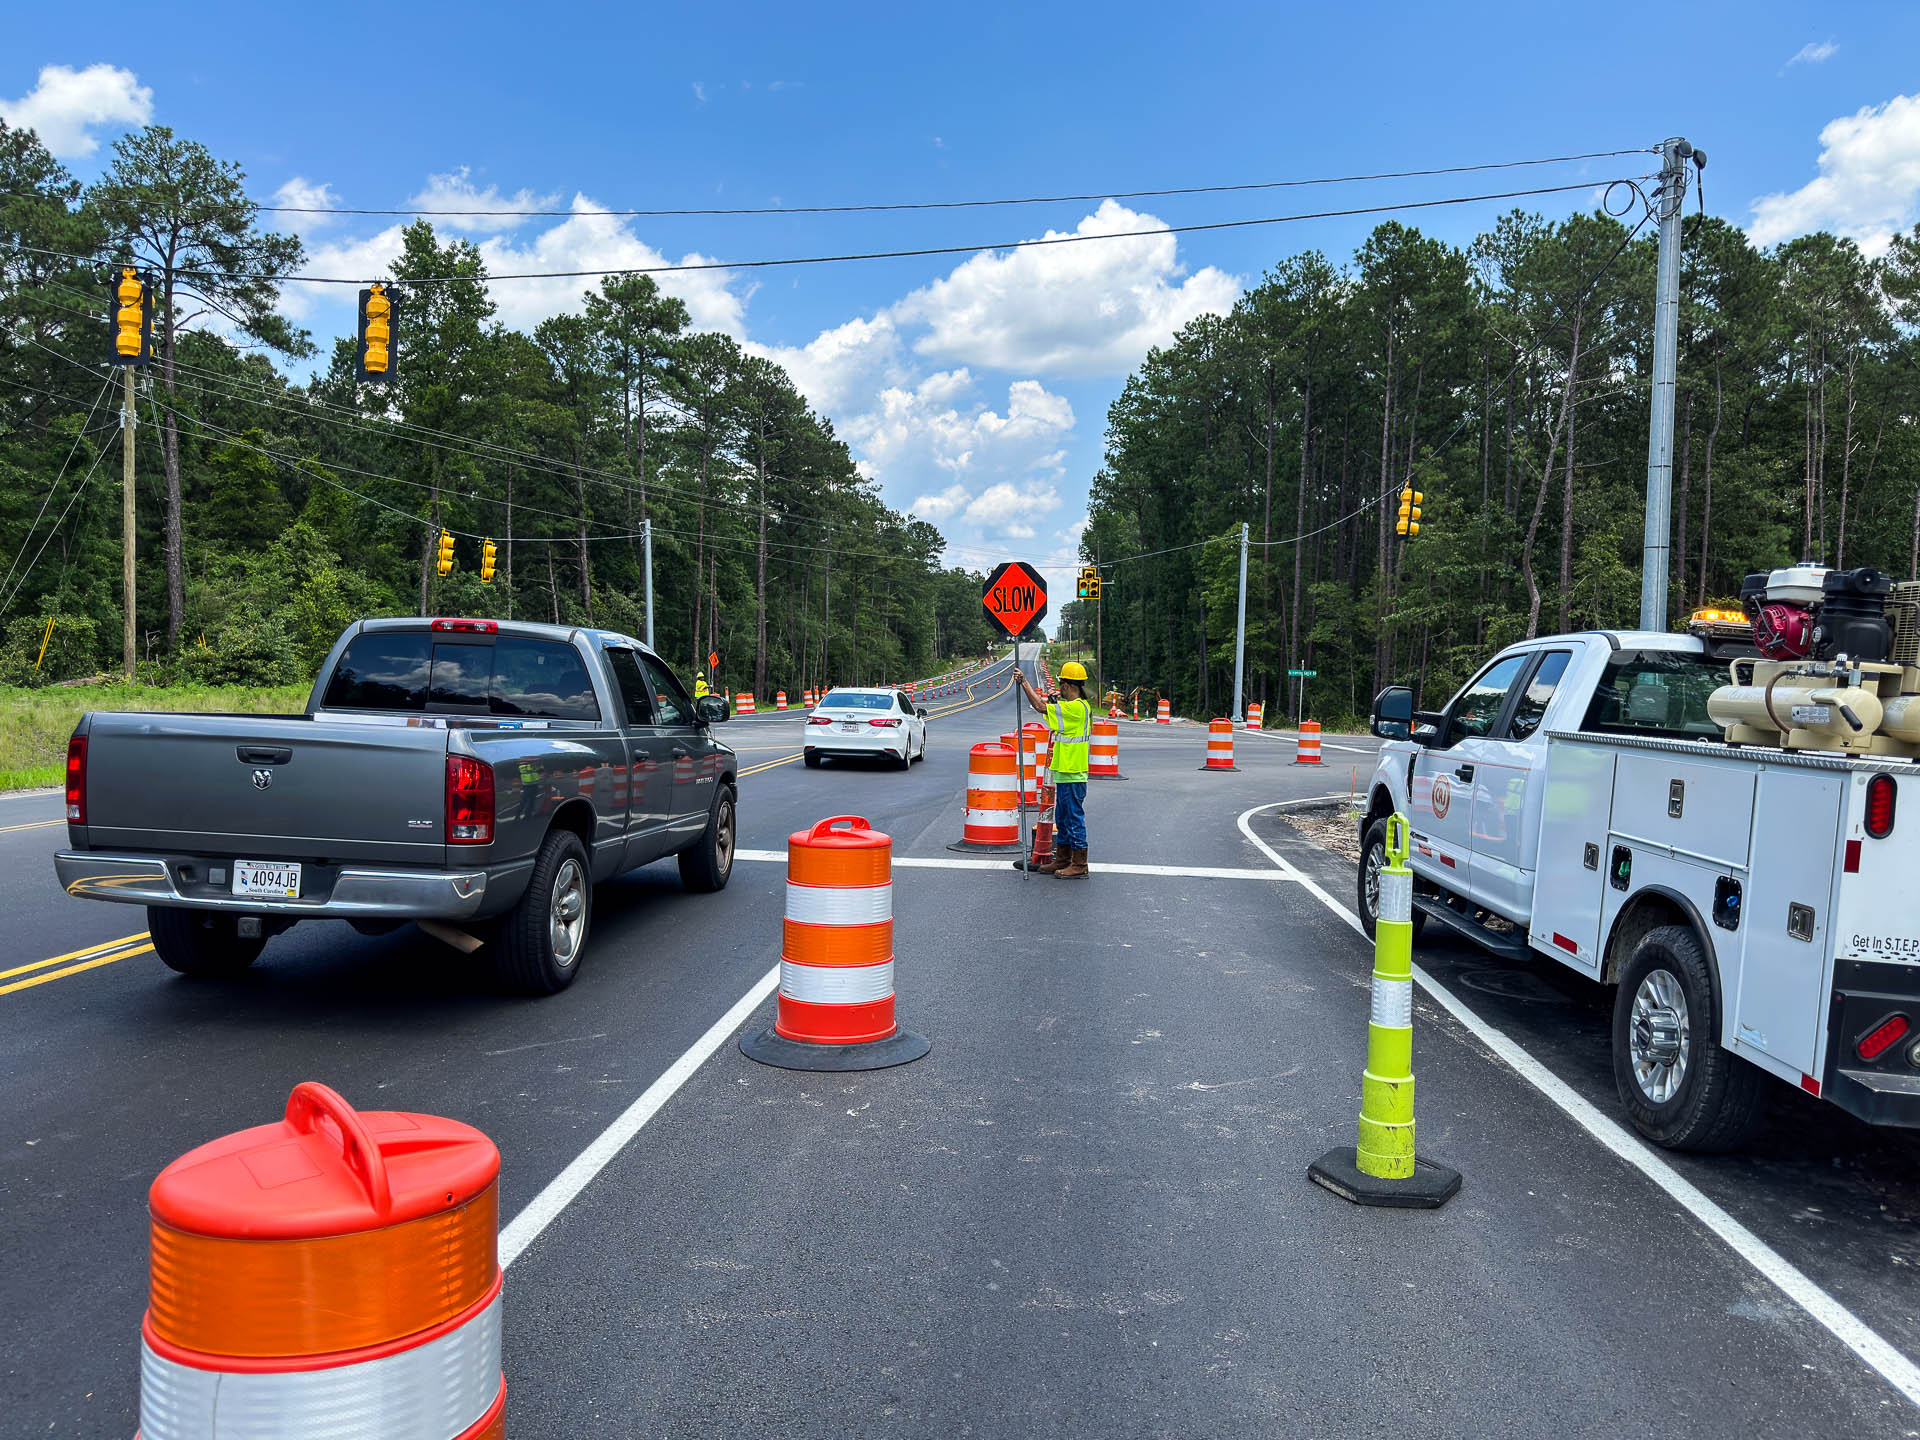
[738, 850, 1296, 880]
[1235, 800, 1920, 1410]
[497, 964, 780, 1269]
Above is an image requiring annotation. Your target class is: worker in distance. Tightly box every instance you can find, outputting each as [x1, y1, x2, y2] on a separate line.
[1018, 660, 1093, 877]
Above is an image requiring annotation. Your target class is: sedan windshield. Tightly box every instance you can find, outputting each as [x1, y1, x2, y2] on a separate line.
[820, 691, 895, 711]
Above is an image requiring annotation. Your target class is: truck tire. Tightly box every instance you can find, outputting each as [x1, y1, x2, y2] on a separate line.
[1612, 924, 1770, 1152]
[1358, 818, 1427, 944]
[492, 828, 592, 995]
[679, 785, 736, 893]
[148, 906, 266, 978]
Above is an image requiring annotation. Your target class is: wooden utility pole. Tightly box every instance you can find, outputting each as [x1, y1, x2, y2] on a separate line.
[121, 367, 136, 679]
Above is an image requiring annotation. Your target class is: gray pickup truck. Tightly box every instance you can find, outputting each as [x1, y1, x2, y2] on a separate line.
[55, 617, 737, 993]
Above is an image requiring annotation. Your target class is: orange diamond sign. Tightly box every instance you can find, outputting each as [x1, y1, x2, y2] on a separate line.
[981, 561, 1048, 638]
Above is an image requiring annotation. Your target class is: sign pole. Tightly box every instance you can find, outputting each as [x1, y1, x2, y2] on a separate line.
[1015, 640, 1028, 883]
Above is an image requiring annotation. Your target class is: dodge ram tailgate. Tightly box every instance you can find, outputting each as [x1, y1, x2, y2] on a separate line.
[79, 712, 453, 865]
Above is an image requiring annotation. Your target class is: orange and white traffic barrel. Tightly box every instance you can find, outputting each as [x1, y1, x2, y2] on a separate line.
[955, 743, 1021, 851]
[1090, 718, 1122, 779]
[740, 816, 930, 1071]
[139, 1082, 504, 1440]
[1203, 718, 1237, 771]
[737, 693, 756, 715]
[1247, 702, 1263, 730]
[777, 691, 788, 710]
[1295, 720, 1323, 765]
[1132, 695, 1140, 722]
[1156, 698, 1171, 725]
[1024, 722, 1051, 784]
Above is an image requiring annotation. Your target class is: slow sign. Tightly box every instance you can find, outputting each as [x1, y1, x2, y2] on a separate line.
[981, 561, 1048, 638]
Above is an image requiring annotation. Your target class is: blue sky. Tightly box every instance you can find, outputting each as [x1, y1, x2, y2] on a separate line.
[7, 2, 1920, 602]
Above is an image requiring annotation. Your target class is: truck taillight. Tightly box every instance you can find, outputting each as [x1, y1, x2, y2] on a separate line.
[65, 736, 86, 824]
[1866, 774, 1897, 839]
[431, 618, 498, 634]
[446, 755, 494, 844]
[1856, 1013, 1910, 1062]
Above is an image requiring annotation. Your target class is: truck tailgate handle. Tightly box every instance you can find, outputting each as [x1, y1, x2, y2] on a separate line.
[1454, 764, 1475, 782]
[237, 745, 293, 765]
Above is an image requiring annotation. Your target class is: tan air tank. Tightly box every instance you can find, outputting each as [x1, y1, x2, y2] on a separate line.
[1708, 670, 1885, 753]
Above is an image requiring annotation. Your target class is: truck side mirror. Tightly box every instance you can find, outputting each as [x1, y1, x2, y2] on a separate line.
[1372, 685, 1414, 741]
[695, 695, 730, 725]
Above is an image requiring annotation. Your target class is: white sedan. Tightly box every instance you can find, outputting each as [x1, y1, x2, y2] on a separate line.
[803, 687, 928, 769]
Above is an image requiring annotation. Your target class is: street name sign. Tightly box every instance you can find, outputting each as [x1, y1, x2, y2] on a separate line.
[981, 561, 1048, 638]
[1288, 668, 1318, 677]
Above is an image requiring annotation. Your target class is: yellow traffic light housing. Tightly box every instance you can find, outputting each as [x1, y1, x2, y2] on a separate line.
[1395, 486, 1424, 538]
[436, 528, 456, 577]
[480, 538, 497, 583]
[357, 284, 396, 381]
[109, 266, 153, 367]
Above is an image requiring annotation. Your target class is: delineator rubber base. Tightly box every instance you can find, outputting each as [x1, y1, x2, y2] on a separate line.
[739, 1027, 931, 1072]
[1307, 1147, 1461, 1209]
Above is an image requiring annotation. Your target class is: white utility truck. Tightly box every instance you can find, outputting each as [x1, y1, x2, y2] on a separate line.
[1359, 565, 1920, 1151]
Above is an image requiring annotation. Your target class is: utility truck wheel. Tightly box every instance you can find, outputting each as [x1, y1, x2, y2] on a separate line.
[493, 829, 591, 995]
[148, 906, 266, 978]
[1612, 925, 1768, 1152]
[1358, 818, 1427, 944]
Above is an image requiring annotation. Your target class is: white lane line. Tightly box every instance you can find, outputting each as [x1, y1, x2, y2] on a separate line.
[1234, 728, 1379, 755]
[737, 849, 1291, 880]
[497, 964, 780, 1269]
[1236, 800, 1920, 1410]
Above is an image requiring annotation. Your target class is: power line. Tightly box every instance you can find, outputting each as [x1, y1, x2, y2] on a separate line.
[0, 373, 113, 611]
[1, 179, 1647, 286]
[246, 149, 1652, 220]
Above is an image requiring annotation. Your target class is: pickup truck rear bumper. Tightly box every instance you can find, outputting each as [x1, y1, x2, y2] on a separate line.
[54, 852, 489, 921]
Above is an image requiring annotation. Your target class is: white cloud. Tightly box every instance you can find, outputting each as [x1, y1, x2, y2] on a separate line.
[0, 63, 151, 159]
[748, 313, 906, 415]
[272, 177, 342, 234]
[910, 483, 970, 519]
[1750, 92, 1920, 253]
[409, 168, 556, 233]
[474, 200, 745, 335]
[692, 82, 707, 102]
[891, 199, 1240, 377]
[963, 481, 1060, 527]
[284, 223, 408, 322]
[1786, 40, 1838, 68]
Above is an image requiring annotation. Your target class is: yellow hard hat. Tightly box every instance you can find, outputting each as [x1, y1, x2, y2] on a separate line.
[1059, 661, 1089, 684]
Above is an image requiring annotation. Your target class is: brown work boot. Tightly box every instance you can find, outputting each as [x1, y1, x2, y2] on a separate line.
[1054, 847, 1089, 878]
[1040, 841, 1070, 873]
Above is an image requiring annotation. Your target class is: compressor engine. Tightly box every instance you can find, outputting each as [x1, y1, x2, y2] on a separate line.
[1709, 564, 1920, 755]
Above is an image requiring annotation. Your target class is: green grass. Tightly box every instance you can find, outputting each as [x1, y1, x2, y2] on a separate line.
[0, 682, 312, 791]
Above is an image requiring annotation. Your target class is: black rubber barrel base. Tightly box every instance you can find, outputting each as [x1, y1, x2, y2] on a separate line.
[1198, 765, 1240, 772]
[1308, 1147, 1462, 1209]
[947, 839, 1023, 854]
[740, 1027, 931, 1072]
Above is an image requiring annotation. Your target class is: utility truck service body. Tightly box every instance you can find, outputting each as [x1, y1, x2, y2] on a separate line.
[1360, 626, 1920, 1150]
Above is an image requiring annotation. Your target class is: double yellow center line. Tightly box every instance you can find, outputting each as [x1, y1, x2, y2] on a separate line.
[1, 929, 152, 997]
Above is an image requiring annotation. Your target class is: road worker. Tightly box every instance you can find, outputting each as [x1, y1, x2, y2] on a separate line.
[694, 671, 711, 699]
[1018, 660, 1092, 877]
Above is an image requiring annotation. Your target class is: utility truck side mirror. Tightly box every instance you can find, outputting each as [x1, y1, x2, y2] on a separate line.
[1372, 686, 1414, 741]
[695, 695, 730, 725]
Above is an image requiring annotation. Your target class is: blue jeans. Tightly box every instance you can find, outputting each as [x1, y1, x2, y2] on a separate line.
[1054, 781, 1087, 850]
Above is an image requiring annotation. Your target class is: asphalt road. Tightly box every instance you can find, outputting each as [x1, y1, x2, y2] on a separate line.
[1, 647, 1916, 1437]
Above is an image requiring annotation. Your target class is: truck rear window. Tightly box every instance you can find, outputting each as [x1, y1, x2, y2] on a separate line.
[1580, 650, 1725, 740]
[322, 633, 600, 721]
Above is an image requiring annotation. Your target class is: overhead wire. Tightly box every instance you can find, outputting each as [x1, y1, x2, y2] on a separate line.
[243, 148, 1653, 220]
[0, 178, 1651, 286]
[0, 372, 113, 612]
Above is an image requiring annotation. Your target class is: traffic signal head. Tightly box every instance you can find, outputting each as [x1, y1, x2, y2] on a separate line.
[1395, 486, 1424, 538]
[109, 267, 153, 367]
[480, 538, 497, 583]
[357, 284, 396, 381]
[436, 528, 456, 576]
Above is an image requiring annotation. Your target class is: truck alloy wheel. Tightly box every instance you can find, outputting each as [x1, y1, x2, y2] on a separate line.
[548, 857, 588, 968]
[1627, 967, 1690, 1104]
[1357, 817, 1426, 944]
[1610, 925, 1769, 1151]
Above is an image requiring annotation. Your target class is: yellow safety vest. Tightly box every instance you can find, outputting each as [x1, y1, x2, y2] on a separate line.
[694, 678, 710, 698]
[1046, 698, 1092, 781]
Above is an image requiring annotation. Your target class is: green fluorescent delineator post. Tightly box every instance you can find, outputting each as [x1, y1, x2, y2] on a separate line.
[1358, 814, 1417, 1178]
[1308, 809, 1460, 1208]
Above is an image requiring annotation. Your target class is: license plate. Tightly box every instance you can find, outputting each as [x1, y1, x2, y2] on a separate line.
[838, 722, 862, 733]
[233, 860, 301, 898]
